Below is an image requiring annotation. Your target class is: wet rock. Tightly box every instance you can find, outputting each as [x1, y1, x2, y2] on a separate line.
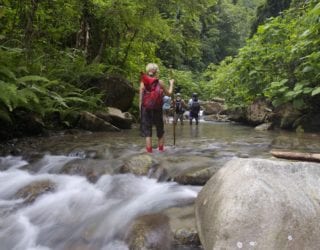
[125, 213, 172, 250]
[96, 107, 133, 129]
[254, 122, 273, 131]
[61, 158, 113, 183]
[202, 101, 225, 115]
[203, 114, 229, 122]
[246, 98, 273, 125]
[174, 168, 211, 186]
[174, 228, 201, 247]
[120, 154, 153, 176]
[165, 205, 202, 249]
[196, 158, 320, 250]
[148, 164, 169, 182]
[77, 111, 120, 132]
[15, 180, 55, 204]
[160, 156, 219, 185]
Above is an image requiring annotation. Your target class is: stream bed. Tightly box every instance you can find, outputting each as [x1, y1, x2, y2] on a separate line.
[1, 121, 320, 249]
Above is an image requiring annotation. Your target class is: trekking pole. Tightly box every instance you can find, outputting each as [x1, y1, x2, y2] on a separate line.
[173, 93, 176, 147]
[169, 65, 176, 147]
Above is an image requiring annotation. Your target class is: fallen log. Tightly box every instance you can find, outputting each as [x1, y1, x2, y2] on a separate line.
[270, 150, 320, 163]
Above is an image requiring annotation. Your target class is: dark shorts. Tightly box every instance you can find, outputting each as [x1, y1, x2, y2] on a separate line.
[141, 107, 164, 138]
[190, 111, 199, 119]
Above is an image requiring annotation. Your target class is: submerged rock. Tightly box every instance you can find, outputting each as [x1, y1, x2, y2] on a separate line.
[125, 213, 172, 250]
[165, 205, 202, 249]
[15, 180, 55, 204]
[174, 167, 212, 186]
[120, 154, 153, 176]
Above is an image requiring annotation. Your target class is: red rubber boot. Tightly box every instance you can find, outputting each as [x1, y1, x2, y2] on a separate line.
[158, 145, 164, 152]
[146, 146, 153, 153]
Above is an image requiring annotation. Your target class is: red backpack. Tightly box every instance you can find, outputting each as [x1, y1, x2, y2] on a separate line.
[141, 73, 163, 110]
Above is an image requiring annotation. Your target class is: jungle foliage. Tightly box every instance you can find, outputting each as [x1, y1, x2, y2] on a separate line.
[202, 0, 320, 115]
[0, 0, 263, 131]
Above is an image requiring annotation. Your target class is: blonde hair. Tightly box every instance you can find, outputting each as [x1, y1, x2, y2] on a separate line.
[146, 63, 159, 76]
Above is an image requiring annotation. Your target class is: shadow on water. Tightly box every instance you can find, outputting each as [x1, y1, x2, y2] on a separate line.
[0, 121, 320, 249]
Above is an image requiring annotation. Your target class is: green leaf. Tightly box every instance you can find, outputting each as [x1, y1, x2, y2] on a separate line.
[302, 66, 313, 73]
[300, 29, 311, 38]
[280, 79, 288, 85]
[311, 87, 320, 96]
[270, 81, 283, 88]
[294, 84, 304, 91]
[17, 75, 50, 83]
[64, 97, 88, 103]
[303, 87, 313, 94]
[278, 86, 289, 92]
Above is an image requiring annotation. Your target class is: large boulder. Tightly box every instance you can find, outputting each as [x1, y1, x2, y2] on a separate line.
[91, 75, 136, 112]
[195, 158, 320, 250]
[95, 107, 133, 129]
[202, 101, 225, 116]
[77, 111, 120, 132]
[246, 98, 273, 125]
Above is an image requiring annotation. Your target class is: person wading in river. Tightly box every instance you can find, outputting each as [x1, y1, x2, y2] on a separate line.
[139, 63, 174, 153]
[162, 95, 171, 124]
[188, 93, 201, 125]
[173, 93, 187, 125]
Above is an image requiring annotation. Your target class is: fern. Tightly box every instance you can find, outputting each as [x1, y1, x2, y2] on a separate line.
[17, 75, 50, 84]
[0, 82, 18, 111]
[0, 67, 17, 80]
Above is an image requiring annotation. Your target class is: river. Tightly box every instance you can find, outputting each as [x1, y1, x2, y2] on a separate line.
[0, 121, 320, 249]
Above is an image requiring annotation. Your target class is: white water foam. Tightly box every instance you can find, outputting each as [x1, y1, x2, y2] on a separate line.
[0, 155, 199, 250]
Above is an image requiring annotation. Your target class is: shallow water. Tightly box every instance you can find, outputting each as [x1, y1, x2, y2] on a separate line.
[0, 121, 320, 249]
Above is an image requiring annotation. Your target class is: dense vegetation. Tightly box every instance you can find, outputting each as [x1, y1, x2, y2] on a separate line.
[1, 0, 318, 137]
[202, 0, 320, 114]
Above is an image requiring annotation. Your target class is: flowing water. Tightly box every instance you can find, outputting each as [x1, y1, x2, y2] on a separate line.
[0, 121, 320, 250]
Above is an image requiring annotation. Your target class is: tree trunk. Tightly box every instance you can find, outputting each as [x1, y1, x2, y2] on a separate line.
[92, 33, 107, 63]
[270, 150, 320, 163]
[24, 0, 39, 58]
[76, 0, 90, 54]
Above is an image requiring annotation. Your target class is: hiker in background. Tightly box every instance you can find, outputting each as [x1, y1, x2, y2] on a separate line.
[174, 93, 187, 125]
[139, 63, 174, 153]
[162, 95, 171, 124]
[188, 93, 201, 125]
